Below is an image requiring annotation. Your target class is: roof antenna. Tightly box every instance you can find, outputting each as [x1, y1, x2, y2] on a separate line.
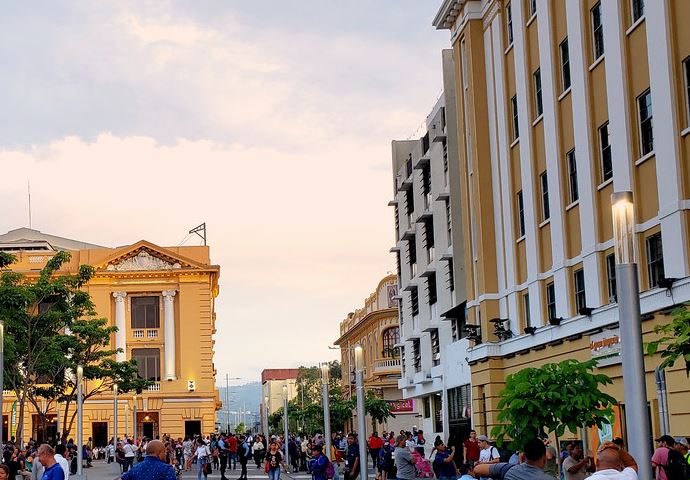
[188, 223, 207, 246]
[28, 179, 32, 229]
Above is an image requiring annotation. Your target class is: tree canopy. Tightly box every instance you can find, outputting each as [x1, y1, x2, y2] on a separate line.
[646, 306, 690, 375]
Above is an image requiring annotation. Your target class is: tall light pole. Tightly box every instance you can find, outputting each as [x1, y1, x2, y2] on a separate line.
[282, 384, 289, 471]
[113, 384, 118, 446]
[611, 191, 652, 480]
[354, 345, 367, 480]
[264, 396, 270, 436]
[76, 365, 85, 479]
[132, 395, 137, 445]
[320, 364, 332, 461]
[0, 320, 4, 447]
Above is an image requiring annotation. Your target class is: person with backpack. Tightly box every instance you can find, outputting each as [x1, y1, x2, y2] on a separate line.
[675, 438, 690, 467]
[309, 444, 333, 480]
[653, 435, 689, 480]
[475, 435, 500, 480]
[377, 442, 395, 480]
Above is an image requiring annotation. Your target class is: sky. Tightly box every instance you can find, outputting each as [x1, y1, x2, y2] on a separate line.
[0, 1, 449, 383]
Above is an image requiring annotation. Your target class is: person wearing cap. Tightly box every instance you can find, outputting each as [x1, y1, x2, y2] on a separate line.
[674, 438, 690, 466]
[432, 439, 458, 480]
[476, 435, 500, 480]
[652, 435, 677, 480]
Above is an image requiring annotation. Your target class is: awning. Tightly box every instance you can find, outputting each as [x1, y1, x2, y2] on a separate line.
[441, 302, 466, 320]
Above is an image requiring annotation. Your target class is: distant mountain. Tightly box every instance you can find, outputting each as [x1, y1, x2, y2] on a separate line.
[216, 381, 262, 430]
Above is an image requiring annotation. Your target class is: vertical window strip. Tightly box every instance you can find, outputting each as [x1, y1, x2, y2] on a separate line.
[534, 68, 543, 117]
[600, 123, 613, 181]
[574, 268, 586, 312]
[540, 171, 550, 221]
[511, 95, 520, 140]
[638, 89, 654, 156]
[517, 190, 525, 237]
[567, 149, 579, 203]
[560, 38, 571, 91]
[631, 0, 644, 23]
[506, 2, 514, 46]
[546, 282, 556, 320]
[646, 233, 665, 288]
[592, 2, 604, 60]
[606, 253, 617, 303]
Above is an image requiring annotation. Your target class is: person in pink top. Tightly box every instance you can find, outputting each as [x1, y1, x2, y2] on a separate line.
[651, 435, 675, 480]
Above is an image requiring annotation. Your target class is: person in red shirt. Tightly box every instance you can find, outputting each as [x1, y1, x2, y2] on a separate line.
[368, 432, 385, 470]
[227, 433, 238, 471]
[463, 430, 481, 464]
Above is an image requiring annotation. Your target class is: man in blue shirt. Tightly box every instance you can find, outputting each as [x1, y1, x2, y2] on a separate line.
[118, 440, 176, 480]
[432, 439, 458, 480]
[37, 445, 65, 480]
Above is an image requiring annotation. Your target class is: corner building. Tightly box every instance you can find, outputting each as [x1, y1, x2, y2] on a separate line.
[433, 0, 690, 440]
[0, 228, 221, 444]
[390, 52, 474, 449]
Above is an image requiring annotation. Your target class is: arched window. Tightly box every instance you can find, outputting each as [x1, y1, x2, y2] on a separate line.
[381, 327, 400, 357]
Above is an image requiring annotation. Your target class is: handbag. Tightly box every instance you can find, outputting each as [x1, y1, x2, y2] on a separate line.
[204, 461, 213, 475]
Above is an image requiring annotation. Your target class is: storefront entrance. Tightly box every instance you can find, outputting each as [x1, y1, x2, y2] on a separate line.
[136, 412, 159, 440]
[92, 422, 108, 447]
[32, 414, 58, 444]
[185, 420, 202, 438]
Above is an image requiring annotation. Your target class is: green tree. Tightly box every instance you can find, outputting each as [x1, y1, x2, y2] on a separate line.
[235, 423, 246, 435]
[365, 391, 395, 430]
[646, 306, 690, 375]
[491, 359, 617, 451]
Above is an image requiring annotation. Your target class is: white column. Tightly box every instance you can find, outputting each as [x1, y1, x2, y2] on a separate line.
[113, 292, 127, 362]
[162, 290, 177, 381]
[646, 0, 690, 278]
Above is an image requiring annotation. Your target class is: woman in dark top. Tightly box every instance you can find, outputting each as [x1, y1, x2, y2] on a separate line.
[265, 441, 285, 480]
[4, 449, 22, 480]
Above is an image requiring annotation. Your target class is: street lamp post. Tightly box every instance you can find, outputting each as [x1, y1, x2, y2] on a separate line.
[354, 345, 367, 480]
[611, 191, 652, 480]
[320, 364, 332, 461]
[0, 320, 4, 447]
[132, 395, 137, 445]
[283, 384, 289, 471]
[264, 396, 270, 436]
[113, 384, 118, 446]
[76, 365, 85, 480]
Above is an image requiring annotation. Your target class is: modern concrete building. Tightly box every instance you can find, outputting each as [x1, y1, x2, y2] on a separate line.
[334, 275, 420, 434]
[261, 369, 299, 417]
[0, 228, 221, 444]
[433, 0, 690, 442]
[389, 50, 472, 448]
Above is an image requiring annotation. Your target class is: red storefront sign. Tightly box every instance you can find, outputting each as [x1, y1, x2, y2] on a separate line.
[387, 399, 415, 413]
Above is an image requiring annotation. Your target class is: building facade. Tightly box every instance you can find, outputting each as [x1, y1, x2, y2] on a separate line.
[0, 228, 221, 445]
[261, 369, 299, 422]
[335, 275, 421, 434]
[389, 53, 473, 447]
[433, 0, 690, 441]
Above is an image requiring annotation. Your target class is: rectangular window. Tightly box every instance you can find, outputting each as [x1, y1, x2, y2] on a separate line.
[540, 171, 550, 221]
[461, 39, 469, 90]
[631, 0, 644, 22]
[511, 95, 520, 140]
[424, 219, 435, 263]
[638, 89, 654, 156]
[422, 132, 430, 155]
[427, 273, 437, 306]
[412, 339, 421, 372]
[430, 329, 440, 366]
[409, 236, 417, 277]
[445, 199, 452, 246]
[451, 317, 460, 342]
[410, 286, 419, 317]
[599, 122, 613, 182]
[131, 348, 161, 381]
[442, 140, 449, 186]
[534, 68, 543, 117]
[606, 253, 617, 303]
[560, 38, 571, 91]
[567, 149, 579, 203]
[131, 296, 160, 329]
[592, 2, 604, 60]
[523, 293, 531, 328]
[646, 233, 665, 288]
[447, 259, 455, 292]
[546, 282, 556, 321]
[527, 0, 537, 18]
[423, 397, 431, 418]
[684, 58, 690, 126]
[517, 190, 525, 237]
[506, 2, 514, 46]
[574, 268, 586, 312]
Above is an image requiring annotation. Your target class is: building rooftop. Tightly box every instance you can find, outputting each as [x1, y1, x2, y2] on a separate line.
[0, 227, 104, 252]
[261, 369, 299, 383]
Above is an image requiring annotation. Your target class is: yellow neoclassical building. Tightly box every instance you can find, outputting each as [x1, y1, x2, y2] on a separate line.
[0, 228, 221, 445]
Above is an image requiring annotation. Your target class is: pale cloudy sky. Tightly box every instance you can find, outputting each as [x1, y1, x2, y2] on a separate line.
[0, 1, 448, 383]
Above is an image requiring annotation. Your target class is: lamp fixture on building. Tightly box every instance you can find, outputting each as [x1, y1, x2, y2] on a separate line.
[548, 317, 563, 326]
[523, 326, 537, 335]
[578, 307, 594, 317]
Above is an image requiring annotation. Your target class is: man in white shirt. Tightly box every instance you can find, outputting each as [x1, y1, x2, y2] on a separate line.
[476, 435, 500, 480]
[588, 442, 638, 480]
[54, 444, 70, 480]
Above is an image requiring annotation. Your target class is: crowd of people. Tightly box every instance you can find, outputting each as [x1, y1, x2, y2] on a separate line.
[1, 429, 688, 480]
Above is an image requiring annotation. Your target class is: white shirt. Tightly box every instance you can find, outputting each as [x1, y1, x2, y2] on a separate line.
[124, 443, 137, 457]
[479, 445, 499, 463]
[196, 444, 211, 459]
[55, 453, 70, 480]
[588, 467, 638, 480]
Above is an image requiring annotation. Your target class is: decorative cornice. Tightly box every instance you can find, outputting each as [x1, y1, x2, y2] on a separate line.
[433, 0, 464, 29]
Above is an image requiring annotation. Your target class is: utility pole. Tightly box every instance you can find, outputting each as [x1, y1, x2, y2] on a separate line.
[226, 374, 230, 434]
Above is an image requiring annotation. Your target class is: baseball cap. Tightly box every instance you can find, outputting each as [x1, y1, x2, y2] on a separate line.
[477, 435, 489, 442]
[655, 435, 675, 445]
[675, 437, 689, 447]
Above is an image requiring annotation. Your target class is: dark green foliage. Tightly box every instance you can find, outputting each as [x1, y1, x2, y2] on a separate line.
[646, 306, 690, 375]
[491, 359, 616, 451]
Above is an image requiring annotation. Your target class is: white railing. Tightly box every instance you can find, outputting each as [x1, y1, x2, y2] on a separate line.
[133, 330, 144, 338]
[147, 329, 158, 338]
[373, 358, 401, 373]
[147, 382, 161, 392]
[28, 256, 46, 263]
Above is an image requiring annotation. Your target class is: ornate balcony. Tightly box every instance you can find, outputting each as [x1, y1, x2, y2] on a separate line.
[372, 357, 401, 375]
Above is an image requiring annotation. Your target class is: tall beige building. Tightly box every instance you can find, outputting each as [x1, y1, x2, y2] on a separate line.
[433, 0, 690, 441]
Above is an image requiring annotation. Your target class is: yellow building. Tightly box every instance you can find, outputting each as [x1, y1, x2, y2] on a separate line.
[335, 275, 420, 433]
[433, 0, 690, 441]
[0, 228, 221, 445]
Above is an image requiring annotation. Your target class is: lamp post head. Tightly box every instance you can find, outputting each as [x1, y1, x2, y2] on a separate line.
[320, 364, 330, 383]
[612, 191, 636, 265]
[282, 384, 288, 398]
[114, 383, 118, 393]
[77, 365, 84, 383]
[354, 345, 364, 371]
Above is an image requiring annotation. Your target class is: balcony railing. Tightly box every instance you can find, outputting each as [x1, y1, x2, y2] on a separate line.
[372, 358, 401, 374]
[147, 382, 161, 392]
[133, 329, 159, 339]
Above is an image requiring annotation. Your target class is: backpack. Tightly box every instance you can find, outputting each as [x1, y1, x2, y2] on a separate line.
[325, 458, 335, 479]
[664, 448, 690, 480]
[239, 443, 251, 461]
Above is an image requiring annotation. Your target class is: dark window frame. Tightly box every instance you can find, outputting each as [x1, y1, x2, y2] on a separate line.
[131, 296, 161, 329]
[511, 95, 520, 140]
[646, 232, 665, 289]
[567, 149, 579, 203]
[606, 253, 617, 303]
[430, 329, 440, 366]
[599, 122, 613, 182]
[574, 268, 586, 312]
[540, 171, 550, 221]
[131, 348, 161, 381]
[560, 38, 571, 91]
[591, 2, 604, 60]
[631, 0, 644, 23]
[506, 2, 514, 46]
[546, 282, 556, 320]
[638, 89, 654, 156]
[410, 286, 419, 317]
[517, 190, 526, 237]
[523, 293, 531, 328]
[381, 327, 400, 357]
[427, 273, 438, 306]
[534, 68, 543, 117]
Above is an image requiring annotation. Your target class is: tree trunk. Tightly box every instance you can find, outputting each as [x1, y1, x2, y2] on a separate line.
[16, 386, 28, 447]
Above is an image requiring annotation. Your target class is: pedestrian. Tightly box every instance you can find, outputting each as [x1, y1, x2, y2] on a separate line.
[458, 463, 475, 480]
[116, 440, 176, 480]
[54, 444, 70, 480]
[368, 432, 384, 470]
[123, 439, 137, 472]
[415, 431, 426, 458]
[344, 434, 361, 480]
[218, 434, 229, 480]
[266, 441, 286, 480]
[674, 437, 690, 465]
[195, 437, 211, 480]
[0, 465, 10, 480]
[464, 430, 481, 465]
[473, 438, 554, 480]
[238, 435, 251, 480]
[394, 434, 416, 480]
[653, 435, 688, 480]
[309, 444, 329, 480]
[432, 439, 458, 480]
[228, 433, 238, 471]
[475, 435, 500, 480]
[377, 441, 395, 480]
[37, 445, 65, 480]
[542, 438, 559, 479]
[253, 436, 266, 469]
[563, 444, 595, 480]
[183, 437, 194, 471]
[588, 441, 638, 480]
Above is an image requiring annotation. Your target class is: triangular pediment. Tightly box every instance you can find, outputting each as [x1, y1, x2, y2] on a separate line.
[97, 240, 205, 272]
